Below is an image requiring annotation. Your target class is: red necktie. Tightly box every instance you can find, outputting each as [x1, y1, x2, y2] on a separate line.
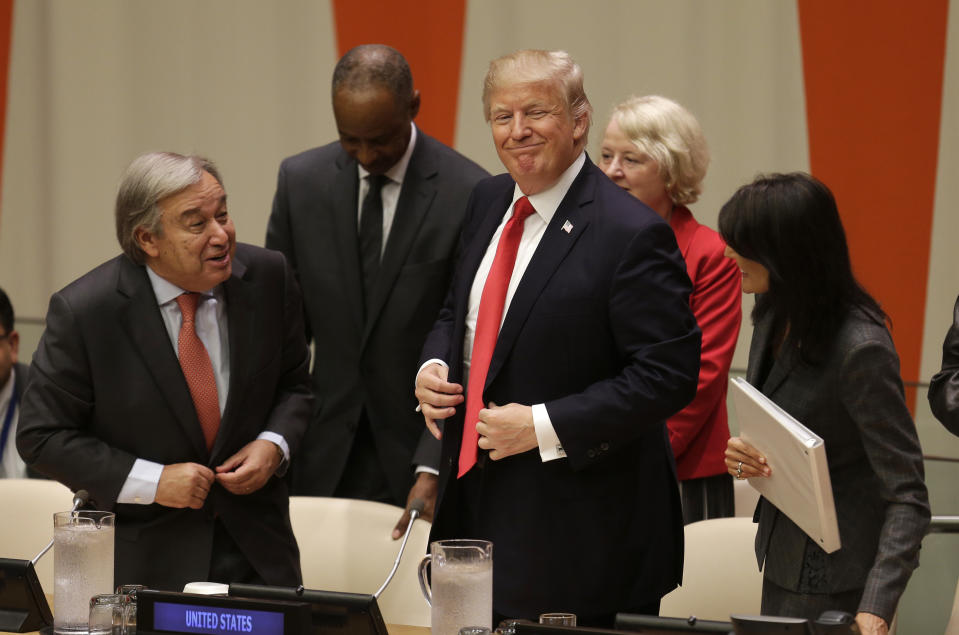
[176, 293, 220, 451]
[460, 196, 537, 477]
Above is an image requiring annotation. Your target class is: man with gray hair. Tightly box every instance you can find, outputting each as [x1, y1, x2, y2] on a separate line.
[18, 152, 312, 590]
[415, 50, 700, 623]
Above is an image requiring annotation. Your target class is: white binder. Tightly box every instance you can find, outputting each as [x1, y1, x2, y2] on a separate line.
[729, 377, 841, 553]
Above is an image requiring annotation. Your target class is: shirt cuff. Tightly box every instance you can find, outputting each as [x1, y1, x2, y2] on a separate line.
[414, 465, 440, 476]
[117, 459, 165, 505]
[257, 431, 289, 476]
[416, 359, 449, 384]
[533, 403, 566, 461]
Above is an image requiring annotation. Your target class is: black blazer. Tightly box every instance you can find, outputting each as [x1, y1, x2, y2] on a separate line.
[929, 294, 959, 435]
[267, 131, 488, 502]
[749, 308, 930, 622]
[17, 244, 313, 590]
[420, 157, 701, 618]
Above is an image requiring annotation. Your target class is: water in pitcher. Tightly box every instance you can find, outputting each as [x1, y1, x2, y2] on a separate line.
[54, 522, 115, 634]
[431, 560, 493, 635]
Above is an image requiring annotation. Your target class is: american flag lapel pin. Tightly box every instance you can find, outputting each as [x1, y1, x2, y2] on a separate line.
[562, 220, 573, 233]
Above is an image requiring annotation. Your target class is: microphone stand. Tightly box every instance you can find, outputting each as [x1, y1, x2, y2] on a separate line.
[373, 500, 424, 599]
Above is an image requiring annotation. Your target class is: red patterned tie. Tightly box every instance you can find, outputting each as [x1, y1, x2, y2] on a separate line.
[460, 196, 537, 477]
[176, 293, 220, 451]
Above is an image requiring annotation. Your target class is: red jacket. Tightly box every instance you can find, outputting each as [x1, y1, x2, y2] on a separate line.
[668, 206, 742, 479]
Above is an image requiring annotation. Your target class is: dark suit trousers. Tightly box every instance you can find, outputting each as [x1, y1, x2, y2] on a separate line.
[333, 410, 393, 504]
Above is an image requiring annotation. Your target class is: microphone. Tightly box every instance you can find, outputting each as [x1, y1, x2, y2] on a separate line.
[373, 498, 425, 599]
[31, 489, 90, 565]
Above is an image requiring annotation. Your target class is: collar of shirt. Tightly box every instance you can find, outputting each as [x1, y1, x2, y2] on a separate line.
[509, 151, 587, 226]
[145, 265, 219, 307]
[357, 121, 418, 188]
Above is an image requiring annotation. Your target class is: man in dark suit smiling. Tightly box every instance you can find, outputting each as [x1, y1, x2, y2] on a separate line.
[415, 50, 701, 624]
[18, 152, 311, 590]
[267, 44, 487, 536]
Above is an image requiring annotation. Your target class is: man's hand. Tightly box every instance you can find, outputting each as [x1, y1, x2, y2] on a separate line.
[414, 363, 463, 439]
[391, 472, 438, 540]
[476, 402, 537, 460]
[215, 439, 282, 495]
[855, 612, 888, 635]
[156, 463, 215, 509]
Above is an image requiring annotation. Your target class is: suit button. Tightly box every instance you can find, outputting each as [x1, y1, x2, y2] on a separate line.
[587, 449, 597, 459]
[600, 442, 610, 452]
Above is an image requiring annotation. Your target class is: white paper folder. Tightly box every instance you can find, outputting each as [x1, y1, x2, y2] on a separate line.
[729, 377, 841, 553]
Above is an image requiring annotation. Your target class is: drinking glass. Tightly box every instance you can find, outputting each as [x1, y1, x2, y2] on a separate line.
[539, 613, 577, 626]
[89, 594, 131, 635]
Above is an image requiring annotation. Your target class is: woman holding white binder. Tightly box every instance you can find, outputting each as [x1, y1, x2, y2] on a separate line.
[718, 173, 929, 635]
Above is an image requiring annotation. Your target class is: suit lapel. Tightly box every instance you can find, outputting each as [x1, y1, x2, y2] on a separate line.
[116, 259, 207, 456]
[746, 310, 795, 396]
[363, 138, 437, 343]
[329, 152, 365, 328]
[450, 186, 515, 377]
[215, 256, 253, 461]
[484, 163, 593, 388]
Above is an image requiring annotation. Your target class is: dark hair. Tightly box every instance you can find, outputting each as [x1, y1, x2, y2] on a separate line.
[0, 286, 13, 334]
[718, 172, 886, 365]
[331, 44, 413, 103]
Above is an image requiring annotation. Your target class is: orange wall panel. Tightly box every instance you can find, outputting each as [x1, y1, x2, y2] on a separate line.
[798, 0, 949, 407]
[331, 0, 467, 147]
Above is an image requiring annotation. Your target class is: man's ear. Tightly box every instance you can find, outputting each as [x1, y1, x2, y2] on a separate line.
[134, 226, 160, 259]
[572, 113, 589, 143]
[409, 89, 421, 120]
[8, 330, 18, 361]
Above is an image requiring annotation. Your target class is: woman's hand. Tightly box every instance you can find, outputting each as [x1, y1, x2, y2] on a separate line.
[725, 436, 771, 479]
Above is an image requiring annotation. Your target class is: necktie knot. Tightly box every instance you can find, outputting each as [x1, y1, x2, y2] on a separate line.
[367, 173, 388, 195]
[512, 196, 536, 224]
[175, 293, 199, 324]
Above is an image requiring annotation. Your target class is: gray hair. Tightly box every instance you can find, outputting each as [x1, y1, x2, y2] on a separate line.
[609, 95, 709, 205]
[482, 49, 592, 143]
[331, 44, 413, 102]
[115, 152, 222, 264]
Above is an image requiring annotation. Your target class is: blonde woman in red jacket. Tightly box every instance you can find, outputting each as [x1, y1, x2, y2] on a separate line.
[600, 95, 742, 523]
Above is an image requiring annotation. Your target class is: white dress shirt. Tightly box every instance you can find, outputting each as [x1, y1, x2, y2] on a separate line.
[116, 267, 289, 504]
[0, 366, 27, 478]
[356, 122, 418, 253]
[423, 152, 587, 462]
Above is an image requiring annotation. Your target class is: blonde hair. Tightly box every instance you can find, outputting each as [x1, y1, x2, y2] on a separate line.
[609, 95, 709, 205]
[482, 49, 592, 142]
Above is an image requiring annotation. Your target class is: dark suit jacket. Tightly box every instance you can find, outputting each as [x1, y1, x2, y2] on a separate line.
[17, 244, 313, 590]
[266, 130, 488, 502]
[929, 294, 959, 435]
[749, 308, 930, 622]
[420, 157, 701, 619]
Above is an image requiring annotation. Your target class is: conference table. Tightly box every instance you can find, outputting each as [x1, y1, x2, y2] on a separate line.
[2, 623, 427, 635]
[0, 595, 429, 635]
[2, 627, 426, 635]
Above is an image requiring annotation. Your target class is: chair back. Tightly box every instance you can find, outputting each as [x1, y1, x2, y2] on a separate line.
[288, 496, 431, 627]
[660, 516, 762, 621]
[0, 478, 74, 592]
[945, 574, 959, 635]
